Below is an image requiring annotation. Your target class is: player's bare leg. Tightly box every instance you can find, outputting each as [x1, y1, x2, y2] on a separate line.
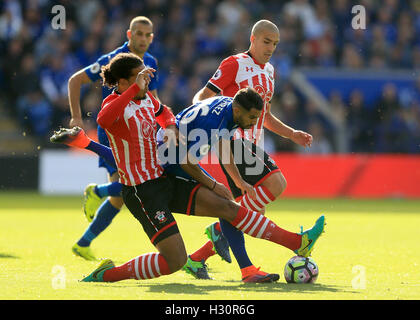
[258, 171, 287, 201]
[155, 233, 188, 272]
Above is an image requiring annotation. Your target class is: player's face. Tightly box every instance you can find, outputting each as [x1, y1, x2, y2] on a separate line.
[128, 23, 154, 55]
[234, 107, 262, 129]
[251, 31, 279, 64]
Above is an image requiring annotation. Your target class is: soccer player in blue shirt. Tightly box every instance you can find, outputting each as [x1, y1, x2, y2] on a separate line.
[67, 16, 159, 261]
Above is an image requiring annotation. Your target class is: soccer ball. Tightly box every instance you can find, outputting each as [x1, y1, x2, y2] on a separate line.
[284, 256, 319, 283]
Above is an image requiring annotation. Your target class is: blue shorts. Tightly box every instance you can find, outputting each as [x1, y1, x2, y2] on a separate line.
[97, 125, 117, 176]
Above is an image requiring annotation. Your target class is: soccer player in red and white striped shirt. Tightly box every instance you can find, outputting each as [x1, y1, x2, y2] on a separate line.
[76, 52, 324, 283]
[189, 20, 315, 282]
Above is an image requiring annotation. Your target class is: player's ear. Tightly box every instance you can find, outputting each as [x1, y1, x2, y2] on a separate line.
[232, 103, 240, 117]
[250, 34, 255, 43]
[127, 29, 131, 40]
[118, 77, 129, 89]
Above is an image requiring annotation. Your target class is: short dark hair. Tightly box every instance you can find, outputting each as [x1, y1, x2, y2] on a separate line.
[232, 87, 264, 111]
[130, 16, 153, 30]
[100, 53, 143, 88]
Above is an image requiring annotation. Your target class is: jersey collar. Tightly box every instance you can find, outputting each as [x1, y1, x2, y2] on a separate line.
[122, 41, 130, 52]
[113, 87, 145, 104]
[245, 51, 266, 69]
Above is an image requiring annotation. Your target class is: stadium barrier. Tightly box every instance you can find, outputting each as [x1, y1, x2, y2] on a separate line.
[38, 149, 107, 194]
[201, 153, 420, 199]
[2, 150, 415, 197]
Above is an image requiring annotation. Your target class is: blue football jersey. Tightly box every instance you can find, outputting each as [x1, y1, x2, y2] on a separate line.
[83, 41, 159, 99]
[157, 96, 238, 179]
[175, 96, 238, 161]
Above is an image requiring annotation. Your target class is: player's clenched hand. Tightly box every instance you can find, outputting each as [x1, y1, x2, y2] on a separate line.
[136, 67, 156, 90]
[291, 130, 313, 148]
[163, 125, 184, 147]
[238, 180, 256, 200]
[213, 182, 233, 200]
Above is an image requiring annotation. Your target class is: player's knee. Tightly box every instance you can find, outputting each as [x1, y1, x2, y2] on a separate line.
[109, 196, 124, 209]
[264, 172, 287, 198]
[218, 200, 239, 221]
[277, 174, 287, 196]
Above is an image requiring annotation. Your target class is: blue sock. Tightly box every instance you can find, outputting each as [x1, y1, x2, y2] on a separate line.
[219, 218, 252, 269]
[86, 141, 117, 169]
[95, 182, 122, 198]
[77, 199, 120, 247]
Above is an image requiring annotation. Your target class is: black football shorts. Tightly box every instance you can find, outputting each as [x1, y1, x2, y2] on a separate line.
[219, 138, 280, 199]
[122, 174, 201, 245]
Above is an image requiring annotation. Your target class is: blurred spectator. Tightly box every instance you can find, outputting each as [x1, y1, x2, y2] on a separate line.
[304, 99, 333, 136]
[399, 75, 420, 108]
[340, 43, 364, 69]
[17, 89, 53, 139]
[0, 0, 22, 40]
[298, 120, 332, 154]
[216, 0, 247, 41]
[374, 83, 401, 123]
[346, 89, 375, 152]
[272, 88, 306, 151]
[374, 83, 408, 152]
[283, 0, 318, 40]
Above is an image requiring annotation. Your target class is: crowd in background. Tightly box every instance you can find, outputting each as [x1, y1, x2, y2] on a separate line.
[0, 0, 419, 153]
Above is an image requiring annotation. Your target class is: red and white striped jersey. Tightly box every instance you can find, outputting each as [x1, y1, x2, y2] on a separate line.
[97, 84, 175, 186]
[206, 52, 275, 144]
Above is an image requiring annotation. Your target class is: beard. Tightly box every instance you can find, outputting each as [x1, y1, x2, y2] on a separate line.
[134, 93, 147, 100]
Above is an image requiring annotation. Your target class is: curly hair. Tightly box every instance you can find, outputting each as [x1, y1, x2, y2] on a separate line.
[100, 53, 143, 88]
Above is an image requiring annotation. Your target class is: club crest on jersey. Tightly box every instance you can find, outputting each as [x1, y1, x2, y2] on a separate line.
[254, 84, 273, 104]
[212, 69, 222, 80]
[90, 62, 100, 74]
[154, 211, 167, 223]
[140, 120, 153, 139]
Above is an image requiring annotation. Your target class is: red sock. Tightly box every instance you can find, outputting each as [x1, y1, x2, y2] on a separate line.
[231, 207, 301, 251]
[103, 253, 171, 282]
[240, 186, 276, 212]
[68, 129, 91, 148]
[190, 240, 216, 262]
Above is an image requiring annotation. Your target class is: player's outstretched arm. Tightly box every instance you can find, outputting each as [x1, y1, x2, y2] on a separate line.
[68, 70, 93, 129]
[192, 86, 217, 104]
[218, 139, 256, 200]
[180, 151, 233, 201]
[264, 103, 313, 148]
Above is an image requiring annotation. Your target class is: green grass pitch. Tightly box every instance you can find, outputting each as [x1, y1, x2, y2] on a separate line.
[1, 191, 419, 300]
